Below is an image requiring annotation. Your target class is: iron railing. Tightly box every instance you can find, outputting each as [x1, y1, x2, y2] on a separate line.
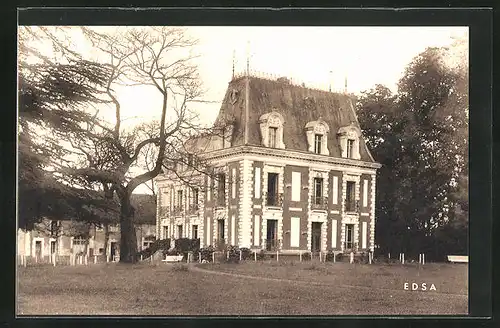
[311, 196, 329, 210]
[265, 192, 283, 207]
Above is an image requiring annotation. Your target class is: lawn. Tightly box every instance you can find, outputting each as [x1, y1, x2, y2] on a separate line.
[17, 260, 468, 316]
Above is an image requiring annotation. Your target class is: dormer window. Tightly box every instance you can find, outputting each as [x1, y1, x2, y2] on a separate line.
[305, 119, 330, 155]
[269, 127, 278, 148]
[259, 111, 285, 149]
[338, 124, 361, 160]
[314, 134, 323, 154]
[347, 139, 354, 158]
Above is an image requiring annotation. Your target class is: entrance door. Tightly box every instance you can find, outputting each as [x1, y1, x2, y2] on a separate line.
[345, 224, 354, 250]
[217, 219, 225, 249]
[35, 241, 42, 259]
[311, 222, 322, 252]
[266, 220, 278, 250]
[50, 241, 56, 255]
[110, 242, 117, 261]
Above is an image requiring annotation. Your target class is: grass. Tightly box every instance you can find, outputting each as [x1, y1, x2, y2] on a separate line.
[17, 260, 468, 316]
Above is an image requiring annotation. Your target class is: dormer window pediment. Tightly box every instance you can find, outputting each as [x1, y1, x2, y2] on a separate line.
[305, 119, 330, 155]
[259, 110, 285, 149]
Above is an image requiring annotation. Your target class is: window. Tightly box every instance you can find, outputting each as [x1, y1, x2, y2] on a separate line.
[268, 127, 278, 148]
[314, 178, 323, 204]
[177, 190, 183, 207]
[217, 173, 226, 206]
[192, 225, 198, 239]
[347, 139, 354, 158]
[162, 226, 169, 239]
[346, 181, 356, 212]
[191, 187, 199, 211]
[177, 225, 183, 238]
[98, 248, 104, 254]
[73, 236, 86, 245]
[267, 173, 280, 206]
[50, 220, 58, 237]
[345, 224, 354, 249]
[314, 134, 323, 154]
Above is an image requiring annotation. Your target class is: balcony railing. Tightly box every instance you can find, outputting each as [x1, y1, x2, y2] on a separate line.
[311, 196, 329, 210]
[216, 195, 226, 207]
[265, 192, 283, 207]
[265, 239, 281, 251]
[345, 200, 360, 213]
[172, 205, 183, 216]
[188, 204, 199, 214]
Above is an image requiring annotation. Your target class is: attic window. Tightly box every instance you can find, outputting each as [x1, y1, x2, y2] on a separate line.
[259, 111, 285, 149]
[305, 120, 330, 155]
[338, 124, 362, 160]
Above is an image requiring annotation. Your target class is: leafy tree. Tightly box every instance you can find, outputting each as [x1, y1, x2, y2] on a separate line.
[357, 43, 468, 260]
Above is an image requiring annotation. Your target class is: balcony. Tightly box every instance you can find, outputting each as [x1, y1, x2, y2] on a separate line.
[311, 196, 329, 210]
[265, 239, 281, 251]
[345, 200, 360, 213]
[215, 195, 226, 208]
[172, 205, 183, 216]
[187, 204, 199, 214]
[265, 192, 283, 208]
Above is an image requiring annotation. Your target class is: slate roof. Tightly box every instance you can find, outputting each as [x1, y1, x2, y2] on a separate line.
[213, 75, 375, 162]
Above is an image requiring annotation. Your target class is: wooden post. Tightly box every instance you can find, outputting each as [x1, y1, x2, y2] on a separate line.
[369, 252, 372, 264]
[140, 255, 143, 262]
[239, 250, 242, 261]
[299, 251, 302, 262]
[350, 252, 354, 264]
[276, 250, 279, 262]
[402, 253, 405, 264]
[254, 251, 257, 262]
[333, 252, 336, 263]
[53, 254, 56, 267]
[388, 252, 391, 259]
[212, 252, 215, 263]
[94, 255, 97, 264]
[199, 252, 202, 263]
[422, 254, 425, 265]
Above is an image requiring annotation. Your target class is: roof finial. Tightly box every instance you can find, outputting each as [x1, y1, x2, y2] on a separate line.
[329, 70, 333, 92]
[232, 49, 235, 79]
[246, 40, 250, 76]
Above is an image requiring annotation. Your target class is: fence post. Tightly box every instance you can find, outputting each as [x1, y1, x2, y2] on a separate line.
[350, 252, 354, 264]
[300, 251, 302, 262]
[402, 253, 405, 264]
[422, 254, 425, 265]
[333, 252, 336, 263]
[140, 255, 143, 262]
[94, 255, 97, 264]
[53, 253, 56, 267]
[276, 250, 279, 262]
[199, 252, 201, 263]
[369, 252, 372, 264]
[239, 250, 242, 261]
[388, 252, 391, 259]
[254, 251, 257, 262]
[212, 252, 215, 263]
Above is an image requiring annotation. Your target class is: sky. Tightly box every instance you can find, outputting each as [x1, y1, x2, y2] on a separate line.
[22, 26, 468, 195]
[111, 26, 467, 130]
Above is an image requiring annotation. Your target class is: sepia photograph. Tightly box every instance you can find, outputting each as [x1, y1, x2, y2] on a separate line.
[17, 23, 469, 316]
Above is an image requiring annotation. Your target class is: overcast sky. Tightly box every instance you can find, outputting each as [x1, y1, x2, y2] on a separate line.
[111, 26, 468, 130]
[22, 25, 468, 194]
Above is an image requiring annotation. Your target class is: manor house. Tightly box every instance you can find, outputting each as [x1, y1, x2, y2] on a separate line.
[154, 73, 381, 254]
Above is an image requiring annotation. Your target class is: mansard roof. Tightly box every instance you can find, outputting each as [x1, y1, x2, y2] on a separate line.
[214, 74, 376, 162]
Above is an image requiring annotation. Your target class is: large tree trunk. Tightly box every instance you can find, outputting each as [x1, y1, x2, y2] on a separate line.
[119, 195, 138, 263]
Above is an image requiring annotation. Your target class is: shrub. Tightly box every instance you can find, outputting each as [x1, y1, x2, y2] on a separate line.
[301, 252, 311, 261]
[174, 238, 200, 260]
[325, 250, 336, 262]
[198, 246, 215, 262]
[240, 248, 253, 261]
[256, 249, 266, 260]
[136, 238, 170, 260]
